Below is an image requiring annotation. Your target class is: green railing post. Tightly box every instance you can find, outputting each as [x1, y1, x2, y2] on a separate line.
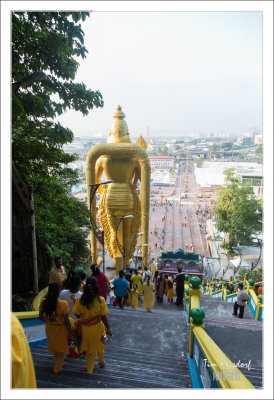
[189, 307, 205, 357]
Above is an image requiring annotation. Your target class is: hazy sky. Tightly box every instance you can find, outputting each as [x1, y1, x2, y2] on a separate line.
[56, 11, 263, 138]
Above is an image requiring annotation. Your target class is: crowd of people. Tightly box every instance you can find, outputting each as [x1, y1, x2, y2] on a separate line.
[111, 266, 185, 310]
[37, 257, 187, 377]
[12, 255, 263, 387]
[38, 258, 112, 375]
[195, 202, 215, 234]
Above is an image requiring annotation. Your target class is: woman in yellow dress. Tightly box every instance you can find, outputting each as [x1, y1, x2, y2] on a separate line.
[12, 313, 37, 388]
[130, 269, 143, 294]
[131, 284, 143, 310]
[72, 277, 112, 373]
[142, 276, 155, 312]
[167, 280, 176, 303]
[39, 282, 76, 375]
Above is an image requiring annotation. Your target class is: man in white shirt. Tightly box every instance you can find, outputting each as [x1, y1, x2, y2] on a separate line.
[59, 274, 82, 321]
[142, 266, 152, 282]
[232, 283, 250, 319]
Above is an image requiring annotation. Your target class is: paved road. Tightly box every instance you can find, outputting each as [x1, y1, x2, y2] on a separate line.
[149, 160, 212, 260]
[104, 158, 218, 278]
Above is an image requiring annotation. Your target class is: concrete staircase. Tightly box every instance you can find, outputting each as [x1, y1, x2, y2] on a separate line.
[31, 302, 192, 389]
[201, 295, 263, 388]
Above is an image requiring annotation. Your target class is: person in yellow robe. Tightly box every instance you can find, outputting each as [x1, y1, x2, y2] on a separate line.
[130, 270, 143, 294]
[49, 257, 67, 288]
[167, 280, 176, 303]
[72, 277, 112, 373]
[11, 313, 37, 388]
[39, 282, 76, 375]
[130, 284, 143, 310]
[142, 276, 155, 312]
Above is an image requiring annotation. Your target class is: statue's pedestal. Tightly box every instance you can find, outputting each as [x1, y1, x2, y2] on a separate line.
[115, 256, 123, 274]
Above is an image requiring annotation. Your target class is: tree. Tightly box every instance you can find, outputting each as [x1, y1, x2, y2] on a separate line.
[214, 169, 262, 255]
[236, 266, 263, 283]
[12, 12, 103, 270]
[197, 157, 204, 167]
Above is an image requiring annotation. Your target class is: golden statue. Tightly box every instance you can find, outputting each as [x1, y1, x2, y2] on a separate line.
[86, 106, 151, 273]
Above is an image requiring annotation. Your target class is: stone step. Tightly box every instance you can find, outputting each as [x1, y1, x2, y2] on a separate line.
[108, 306, 185, 318]
[238, 366, 263, 388]
[31, 350, 189, 380]
[32, 349, 191, 388]
[31, 344, 186, 366]
[200, 295, 254, 321]
[204, 317, 262, 330]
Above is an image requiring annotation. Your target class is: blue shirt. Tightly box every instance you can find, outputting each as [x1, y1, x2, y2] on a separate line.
[113, 277, 129, 297]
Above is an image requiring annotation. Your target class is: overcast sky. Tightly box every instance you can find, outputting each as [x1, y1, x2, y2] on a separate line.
[56, 11, 263, 138]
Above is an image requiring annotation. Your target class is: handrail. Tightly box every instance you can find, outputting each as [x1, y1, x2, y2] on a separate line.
[14, 311, 39, 319]
[187, 277, 255, 388]
[249, 288, 259, 306]
[200, 281, 263, 321]
[211, 289, 222, 296]
[193, 327, 254, 389]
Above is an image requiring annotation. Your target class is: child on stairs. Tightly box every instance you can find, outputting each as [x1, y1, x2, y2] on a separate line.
[167, 280, 175, 303]
[131, 284, 143, 310]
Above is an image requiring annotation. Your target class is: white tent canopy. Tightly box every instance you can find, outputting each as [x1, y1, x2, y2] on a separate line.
[230, 257, 249, 268]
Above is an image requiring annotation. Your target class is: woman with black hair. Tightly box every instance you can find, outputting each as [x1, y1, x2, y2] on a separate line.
[155, 274, 165, 303]
[39, 282, 76, 374]
[60, 274, 83, 358]
[62, 268, 76, 290]
[90, 264, 110, 300]
[72, 277, 112, 373]
[59, 274, 82, 322]
[143, 275, 155, 312]
[79, 271, 87, 292]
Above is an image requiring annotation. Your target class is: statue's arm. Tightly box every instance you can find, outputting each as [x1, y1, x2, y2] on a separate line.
[133, 161, 141, 184]
[95, 159, 104, 184]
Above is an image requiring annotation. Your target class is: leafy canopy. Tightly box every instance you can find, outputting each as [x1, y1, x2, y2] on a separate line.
[12, 12, 103, 268]
[236, 266, 263, 283]
[214, 169, 262, 254]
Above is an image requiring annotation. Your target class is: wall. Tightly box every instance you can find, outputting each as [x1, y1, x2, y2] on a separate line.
[12, 185, 51, 298]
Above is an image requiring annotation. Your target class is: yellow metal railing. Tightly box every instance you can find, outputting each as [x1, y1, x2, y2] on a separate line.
[247, 285, 264, 321]
[14, 311, 39, 319]
[188, 277, 255, 388]
[193, 327, 254, 389]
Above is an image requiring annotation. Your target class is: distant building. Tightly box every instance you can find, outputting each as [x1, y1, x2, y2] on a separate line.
[240, 173, 263, 198]
[194, 161, 263, 199]
[149, 156, 174, 169]
[254, 135, 263, 145]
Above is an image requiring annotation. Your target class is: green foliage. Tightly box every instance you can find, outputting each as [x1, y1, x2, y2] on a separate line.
[236, 266, 263, 283]
[12, 12, 103, 268]
[220, 241, 236, 256]
[255, 145, 263, 155]
[255, 145, 263, 163]
[214, 169, 262, 253]
[221, 142, 233, 150]
[197, 157, 204, 167]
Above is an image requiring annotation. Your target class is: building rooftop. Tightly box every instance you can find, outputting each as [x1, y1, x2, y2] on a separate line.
[194, 161, 262, 188]
[149, 156, 174, 159]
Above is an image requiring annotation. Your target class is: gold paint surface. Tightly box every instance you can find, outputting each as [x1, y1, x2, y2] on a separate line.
[86, 106, 151, 271]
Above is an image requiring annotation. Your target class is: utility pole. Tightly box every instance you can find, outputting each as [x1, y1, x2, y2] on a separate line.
[28, 186, 38, 295]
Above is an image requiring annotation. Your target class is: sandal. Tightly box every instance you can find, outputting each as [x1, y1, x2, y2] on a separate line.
[99, 361, 105, 368]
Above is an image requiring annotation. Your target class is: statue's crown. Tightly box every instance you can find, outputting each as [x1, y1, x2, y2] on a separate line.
[107, 105, 131, 143]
